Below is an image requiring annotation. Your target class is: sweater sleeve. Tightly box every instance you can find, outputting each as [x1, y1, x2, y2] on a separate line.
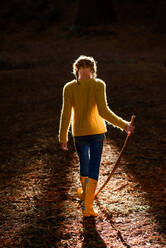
[58, 85, 72, 143]
[95, 81, 128, 130]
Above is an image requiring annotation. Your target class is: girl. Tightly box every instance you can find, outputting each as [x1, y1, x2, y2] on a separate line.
[58, 55, 134, 217]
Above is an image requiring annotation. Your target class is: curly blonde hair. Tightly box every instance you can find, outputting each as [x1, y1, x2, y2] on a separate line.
[73, 55, 97, 80]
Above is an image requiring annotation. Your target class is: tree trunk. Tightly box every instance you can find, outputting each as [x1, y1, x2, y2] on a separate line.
[154, 1, 166, 33]
[75, 0, 116, 27]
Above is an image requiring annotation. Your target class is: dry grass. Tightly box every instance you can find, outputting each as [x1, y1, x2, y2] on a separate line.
[0, 24, 166, 247]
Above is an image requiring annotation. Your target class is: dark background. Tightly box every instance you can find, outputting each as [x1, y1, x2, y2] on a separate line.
[0, 0, 166, 33]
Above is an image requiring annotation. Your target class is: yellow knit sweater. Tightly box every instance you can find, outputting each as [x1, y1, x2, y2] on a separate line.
[58, 78, 128, 143]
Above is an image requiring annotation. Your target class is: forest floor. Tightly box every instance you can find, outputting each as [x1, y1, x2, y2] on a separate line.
[0, 24, 166, 247]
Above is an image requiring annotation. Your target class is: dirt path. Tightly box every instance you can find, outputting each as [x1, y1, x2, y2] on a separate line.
[0, 141, 165, 247]
[0, 25, 166, 247]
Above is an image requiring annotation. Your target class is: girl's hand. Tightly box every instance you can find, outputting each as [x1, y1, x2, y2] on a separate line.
[125, 123, 135, 136]
[60, 143, 68, 151]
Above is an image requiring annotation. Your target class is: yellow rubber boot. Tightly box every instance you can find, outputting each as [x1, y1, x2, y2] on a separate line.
[77, 176, 88, 200]
[83, 178, 98, 217]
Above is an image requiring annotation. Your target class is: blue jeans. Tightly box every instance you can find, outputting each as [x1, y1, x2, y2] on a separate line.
[74, 133, 105, 181]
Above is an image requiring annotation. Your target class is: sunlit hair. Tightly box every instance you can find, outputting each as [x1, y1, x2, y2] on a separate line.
[73, 55, 97, 80]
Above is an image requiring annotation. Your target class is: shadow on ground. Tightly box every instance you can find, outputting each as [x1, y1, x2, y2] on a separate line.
[82, 217, 107, 248]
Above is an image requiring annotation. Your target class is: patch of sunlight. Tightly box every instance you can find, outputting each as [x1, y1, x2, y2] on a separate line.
[97, 139, 151, 216]
[9, 159, 50, 213]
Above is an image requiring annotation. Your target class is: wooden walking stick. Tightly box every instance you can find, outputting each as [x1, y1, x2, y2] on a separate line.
[95, 115, 135, 199]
